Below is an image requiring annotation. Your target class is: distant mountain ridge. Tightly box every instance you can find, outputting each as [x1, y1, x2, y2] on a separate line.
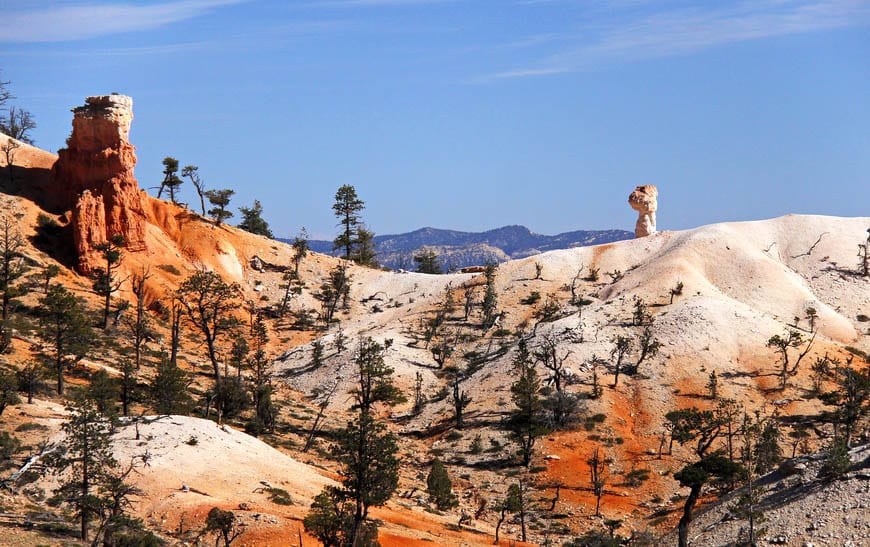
[280, 225, 633, 270]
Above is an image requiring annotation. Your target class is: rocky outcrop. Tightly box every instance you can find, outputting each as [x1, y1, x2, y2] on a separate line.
[628, 185, 658, 238]
[52, 95, 147, 273]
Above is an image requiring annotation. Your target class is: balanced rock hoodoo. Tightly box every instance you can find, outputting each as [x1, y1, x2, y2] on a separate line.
[52, 95, 147, 273]
[628, 184, 658, 238]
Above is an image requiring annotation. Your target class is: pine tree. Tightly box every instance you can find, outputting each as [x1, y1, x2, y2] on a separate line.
[91, 234, 125, 330]
[292, 228, 309, 275]
[426, 458, 458, 510]
[481, 262, 498, 328]
[353, 224, 378, 268]
[181, 164, 206, 215]
[509, 339, 547, 467]
[176, 270, 241, 397]
[38, 285, 92, 395]
[48, 399, 116, 542]
[238, 200, 273, 238]
[158, 157, 182, 202]
[305, 337, 403, 546]
[414, 248, 442, 274]
[332, 184, 365, 261]
[205, 189, 235, 226]
[150, 356, 193, 415]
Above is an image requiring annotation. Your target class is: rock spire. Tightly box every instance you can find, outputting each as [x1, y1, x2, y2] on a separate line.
[52, 95, 147, 273]
[628, 185, 658, 238]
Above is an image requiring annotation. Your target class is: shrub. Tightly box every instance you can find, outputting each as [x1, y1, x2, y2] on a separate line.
[266, 487, 293, 506]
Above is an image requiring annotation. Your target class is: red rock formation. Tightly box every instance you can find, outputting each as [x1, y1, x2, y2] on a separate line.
[52, 95, 147, 273]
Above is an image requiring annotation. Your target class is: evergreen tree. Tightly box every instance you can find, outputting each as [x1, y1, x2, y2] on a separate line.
[91, 234, 125, 330]
[674, 455, 742, 547]
[176, 270, 241, 394]
[158, 157, 182, 202]
[426, 458, 458, 510]
[353, 224, 378, 268]
[332, 184, 365, 262]
[0, 206, 28, 328]
[413, 248, 442, 274]
[305, 337, 402, 546]
[238, 199, 273, 238]
[316, 264, 351, 325]
[509, 339, 547, 467]
[818, 361, 870, 447]
[292, 227, 309, 275]
[38, 285, 92, 395]
[48, 399, 116, 542]
[205, 189, 235, 226]
[150, 356, 193, 415]
[0, 367, 20, 417]
[481, 262, 498, 328]
[181, 164, 206, 215]
[125, 268, 151, 370]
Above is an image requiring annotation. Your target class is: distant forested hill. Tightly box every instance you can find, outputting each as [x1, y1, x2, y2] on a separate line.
[279, 225, 632, 271]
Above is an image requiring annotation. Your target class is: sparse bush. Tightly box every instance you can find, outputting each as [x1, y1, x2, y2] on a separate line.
[521, 291, 541, 305]
[0, 431, 20, 462]
[156, 264, 181, 276]
[265, 487, 293, 506]
[469, 434, 483, 454]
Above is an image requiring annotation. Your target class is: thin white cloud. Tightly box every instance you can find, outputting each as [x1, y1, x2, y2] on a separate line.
[0, 0, 247, 43]
[482, 0, 870, 81]
[306, 0, 457, 7]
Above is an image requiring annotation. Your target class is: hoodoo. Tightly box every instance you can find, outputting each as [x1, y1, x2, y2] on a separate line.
[628, 184, 658, 238]
[52, 95, 148, 273]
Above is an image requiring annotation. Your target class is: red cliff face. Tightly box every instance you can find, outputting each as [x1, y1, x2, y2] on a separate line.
[52, 95, 147, 273]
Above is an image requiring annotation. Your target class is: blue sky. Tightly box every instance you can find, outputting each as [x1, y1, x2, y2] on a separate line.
[1, 0, 868, 240]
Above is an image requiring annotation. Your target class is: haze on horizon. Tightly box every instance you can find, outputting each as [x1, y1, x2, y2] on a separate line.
[1, 0, 868, 240]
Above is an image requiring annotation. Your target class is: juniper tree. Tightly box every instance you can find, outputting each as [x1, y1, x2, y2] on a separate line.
[38, 285, 92, 395]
